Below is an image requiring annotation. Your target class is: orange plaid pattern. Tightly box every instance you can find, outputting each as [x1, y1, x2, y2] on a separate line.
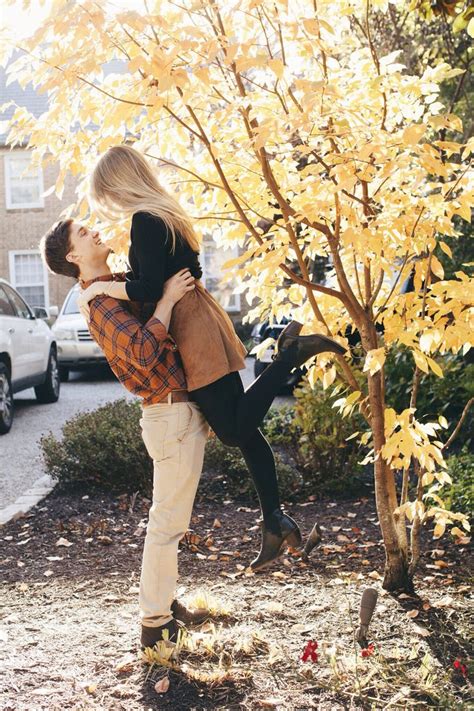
[80, 273, 187, 406]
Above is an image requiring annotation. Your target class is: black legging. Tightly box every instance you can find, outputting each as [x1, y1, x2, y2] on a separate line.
[190, 358, 294, 523]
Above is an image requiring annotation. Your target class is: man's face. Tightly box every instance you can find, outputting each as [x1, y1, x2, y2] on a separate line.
[66, 222, 111, 270]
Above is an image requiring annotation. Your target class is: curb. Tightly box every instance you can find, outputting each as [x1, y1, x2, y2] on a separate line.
[0, 474, 55, 526]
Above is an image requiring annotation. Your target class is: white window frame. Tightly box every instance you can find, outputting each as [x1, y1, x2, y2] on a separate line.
[201, 236, 241, 313]
[8, 250, 50, 309]
[4, 151, 45, 209]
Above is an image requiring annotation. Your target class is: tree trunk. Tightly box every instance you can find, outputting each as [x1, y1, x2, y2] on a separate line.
[367, 368, 413, 592]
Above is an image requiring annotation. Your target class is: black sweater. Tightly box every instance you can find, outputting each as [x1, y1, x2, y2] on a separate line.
[125, 211, 203, 302]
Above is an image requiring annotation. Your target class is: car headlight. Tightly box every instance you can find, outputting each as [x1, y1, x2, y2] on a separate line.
[53, 328, 76, 340]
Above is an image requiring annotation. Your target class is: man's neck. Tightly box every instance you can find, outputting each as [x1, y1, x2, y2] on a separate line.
[79, 261, 112, 283]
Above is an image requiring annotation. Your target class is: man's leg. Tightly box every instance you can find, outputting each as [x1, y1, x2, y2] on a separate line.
[138, 400, 209, 637]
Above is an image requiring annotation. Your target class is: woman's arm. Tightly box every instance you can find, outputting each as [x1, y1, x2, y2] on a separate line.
[78, 212, 169, 307]
[125, 211, 168, 302]
[79, 268, 194, 322]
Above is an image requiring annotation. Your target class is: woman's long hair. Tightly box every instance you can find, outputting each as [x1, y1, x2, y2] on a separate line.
[89, 145, 200, 253]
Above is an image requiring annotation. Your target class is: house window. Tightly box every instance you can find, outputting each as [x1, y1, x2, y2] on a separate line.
[4, 151, 44, 209]
[8, 251, 49, 308]
[202, 236, 241, 312]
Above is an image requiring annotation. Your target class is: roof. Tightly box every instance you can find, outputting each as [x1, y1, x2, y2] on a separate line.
[0, 49, 128, 147]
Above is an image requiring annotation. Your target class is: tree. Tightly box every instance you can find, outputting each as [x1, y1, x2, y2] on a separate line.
[2, 0, 472, 591]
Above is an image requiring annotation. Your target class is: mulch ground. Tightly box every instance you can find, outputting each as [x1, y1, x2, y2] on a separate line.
[0, 479, 472, 710]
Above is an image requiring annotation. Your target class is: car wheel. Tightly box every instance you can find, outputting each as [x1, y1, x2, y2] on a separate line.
[35, 349, 60, 404]
[0, 363, 14, 434]
[59, 366, 70, 382]
[254, 359, 268, 378]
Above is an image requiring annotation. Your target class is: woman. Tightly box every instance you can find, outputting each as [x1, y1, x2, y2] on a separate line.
[79, 145, 347, 571]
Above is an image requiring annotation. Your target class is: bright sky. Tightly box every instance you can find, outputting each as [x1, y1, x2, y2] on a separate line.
[1, 0, 53, 41]
[0, 0, 149, 41]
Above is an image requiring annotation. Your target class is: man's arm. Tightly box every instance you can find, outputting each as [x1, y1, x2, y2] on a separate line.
[88, 294, 176, 369]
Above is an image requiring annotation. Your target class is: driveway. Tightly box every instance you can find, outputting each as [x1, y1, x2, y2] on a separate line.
[0, 358, 293, 510]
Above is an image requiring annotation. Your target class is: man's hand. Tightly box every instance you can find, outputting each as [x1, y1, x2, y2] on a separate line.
[162, 269, 195, 305]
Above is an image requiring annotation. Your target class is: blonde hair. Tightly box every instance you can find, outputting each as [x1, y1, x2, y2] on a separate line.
[89, 145, 200, 254]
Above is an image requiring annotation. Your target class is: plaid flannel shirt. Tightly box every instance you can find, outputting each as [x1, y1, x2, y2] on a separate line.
[80, 272, 187, 406]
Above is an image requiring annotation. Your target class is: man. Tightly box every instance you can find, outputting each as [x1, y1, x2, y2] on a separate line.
[40, 218, 210, 650]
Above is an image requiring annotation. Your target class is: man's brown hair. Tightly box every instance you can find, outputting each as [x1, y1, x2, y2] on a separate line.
[39, 218, 79, 279]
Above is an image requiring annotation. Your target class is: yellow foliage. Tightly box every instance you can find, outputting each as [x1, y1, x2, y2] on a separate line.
[3, 0, 472, 553]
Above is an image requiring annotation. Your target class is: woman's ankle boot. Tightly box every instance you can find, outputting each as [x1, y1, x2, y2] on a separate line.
[249, 508, 302, 572]
[273, 330, 347, 369]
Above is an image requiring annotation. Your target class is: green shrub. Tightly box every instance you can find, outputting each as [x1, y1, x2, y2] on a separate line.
[385, 347, 474, 452]
[40, 379, 368, 501]
[289, 378, 367, 497]
[440, 448, 474, 515]
[201, 431, 303, 504]
[40, 398, 153, 495]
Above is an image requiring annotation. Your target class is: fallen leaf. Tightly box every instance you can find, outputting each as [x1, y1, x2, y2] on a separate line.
[154, 677, 170, 694]
[413, 625, 431, 637]
[406, 610, 419, 618]
[255, 698, 283, 708]
[16, 538, 31, 546]
[432, 595, 454, 608]
[115, 655, 136, 673]
[56, 537, 73, 547]
[264, 601, 284, 613]
[212, 518, 221, 528]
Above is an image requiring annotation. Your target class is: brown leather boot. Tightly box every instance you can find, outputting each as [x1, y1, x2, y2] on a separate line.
[140, 618, 186, 649]
[274, 322, 346, 369]
[249, 508, 303, 572]
[171, 598, 209, 625]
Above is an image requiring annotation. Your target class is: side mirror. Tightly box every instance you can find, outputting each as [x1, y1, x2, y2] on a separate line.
[48, 305, 59, 317]
[34, 306, 49, 319]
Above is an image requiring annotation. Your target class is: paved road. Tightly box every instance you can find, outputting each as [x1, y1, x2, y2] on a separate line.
[0, 358, 293, 510]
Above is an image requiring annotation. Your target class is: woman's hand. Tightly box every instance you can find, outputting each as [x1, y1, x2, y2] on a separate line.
[77, 282, 109, 321]
[163, 268, 195, 305]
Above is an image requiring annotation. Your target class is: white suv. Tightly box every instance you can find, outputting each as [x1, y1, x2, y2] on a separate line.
[0, 278, 60, 434]
[52, 284, 108, 381]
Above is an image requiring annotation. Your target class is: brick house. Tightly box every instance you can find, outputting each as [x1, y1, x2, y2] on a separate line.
[0, 55, 252, 327]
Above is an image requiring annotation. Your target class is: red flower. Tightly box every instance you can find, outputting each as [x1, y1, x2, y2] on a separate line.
[301, 640, 319, 663]
[453, 659, 468, 678]
[361, 643, 375, 658]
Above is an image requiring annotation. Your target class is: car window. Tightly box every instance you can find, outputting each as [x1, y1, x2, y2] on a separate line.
[0, 286, 16, 316]
[63, 290, 80, 315]
[3, 285, 33, 319]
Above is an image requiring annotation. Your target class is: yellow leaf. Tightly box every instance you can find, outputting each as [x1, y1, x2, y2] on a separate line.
[430, 255, 444, 279]
[439, 241, 452, 258]
[433, 522, 445, 539]
[268, 59, 285, 79]
[363, 348, 386, 375]
[402, 123, 426, 145]
[427, 357, 443, 378]
[413, 351, 429, 373]
[438, 415, 448, 429]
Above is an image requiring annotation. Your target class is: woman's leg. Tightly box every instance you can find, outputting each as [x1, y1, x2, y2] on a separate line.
[240, 428, 281, 521]
[191, 372, 281, 521]
[192, 361, 294, 444]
